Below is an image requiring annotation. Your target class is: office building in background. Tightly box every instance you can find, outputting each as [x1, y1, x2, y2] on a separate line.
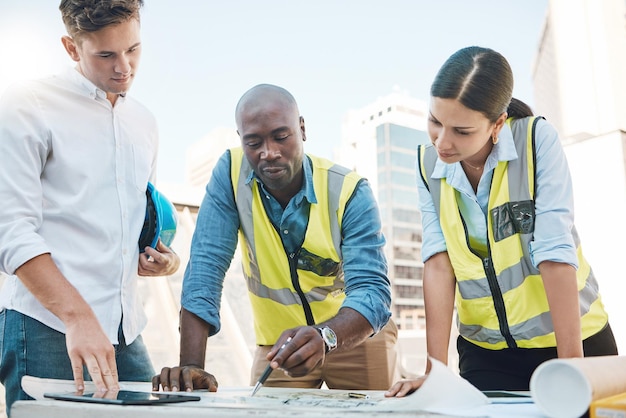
[337, 89, 430, 330]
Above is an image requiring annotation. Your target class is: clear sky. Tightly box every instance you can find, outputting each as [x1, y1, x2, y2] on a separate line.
[0, 1, 548, 184]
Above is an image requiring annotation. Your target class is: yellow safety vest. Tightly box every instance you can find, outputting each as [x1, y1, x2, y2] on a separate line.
[230, 147, 362, 345]
[418, 117, 608, 349]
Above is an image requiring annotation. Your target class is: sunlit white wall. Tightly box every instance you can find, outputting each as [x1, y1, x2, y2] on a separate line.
[565, 132, 626, 353]
[534, 0, 626, 353]
[535, 0, 626, 137]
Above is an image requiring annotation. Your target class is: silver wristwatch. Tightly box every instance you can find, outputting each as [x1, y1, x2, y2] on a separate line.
[315, 326, 338, 353]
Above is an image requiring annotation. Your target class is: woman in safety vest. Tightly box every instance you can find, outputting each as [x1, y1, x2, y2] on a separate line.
[386, 46, 618, 396]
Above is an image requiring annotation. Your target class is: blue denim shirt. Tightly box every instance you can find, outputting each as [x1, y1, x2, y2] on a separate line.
[182, 150, 391, 337]
[419, 118, 579, 269]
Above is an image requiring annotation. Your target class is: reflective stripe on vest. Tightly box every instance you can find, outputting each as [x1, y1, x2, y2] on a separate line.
[418, 117, 608, 349]
[230, 147, 361, 345]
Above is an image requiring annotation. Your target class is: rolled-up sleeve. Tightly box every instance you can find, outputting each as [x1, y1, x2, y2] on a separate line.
[0, 83, 51, 275]
[339, 179, 391, 333]
[416, 163, 447, 263]
[181, 151, 240, 336]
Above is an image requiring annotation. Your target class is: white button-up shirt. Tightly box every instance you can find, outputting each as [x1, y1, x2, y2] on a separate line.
[0, 67, 158, 344]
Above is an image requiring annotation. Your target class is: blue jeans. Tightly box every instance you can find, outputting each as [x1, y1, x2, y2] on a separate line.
[0, 309, 155, 415]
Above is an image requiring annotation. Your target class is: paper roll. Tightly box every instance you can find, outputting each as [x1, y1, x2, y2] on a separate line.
[530, 355, 626, 418]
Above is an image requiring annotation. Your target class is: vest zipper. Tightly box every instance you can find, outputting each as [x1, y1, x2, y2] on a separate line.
[460, 174, 516, 348]
[288, 251, 315, 326]
[482, 256, 517, 349]
[460, 213, 517, 348]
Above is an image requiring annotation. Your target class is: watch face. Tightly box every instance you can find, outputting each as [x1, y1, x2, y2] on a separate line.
[321, 327, 337, 347]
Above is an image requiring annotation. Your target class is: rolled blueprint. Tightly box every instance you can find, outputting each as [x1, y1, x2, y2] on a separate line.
[530, 355, 626, 418]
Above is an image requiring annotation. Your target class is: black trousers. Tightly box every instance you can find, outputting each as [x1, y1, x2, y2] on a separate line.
[457, 323, 618, 391]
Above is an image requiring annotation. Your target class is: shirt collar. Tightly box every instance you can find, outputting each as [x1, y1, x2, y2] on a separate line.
[63, 66, 125, 103]
[431, 122, 518, 180]
[245, 154, 317, 205]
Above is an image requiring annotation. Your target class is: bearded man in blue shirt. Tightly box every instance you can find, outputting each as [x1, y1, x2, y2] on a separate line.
[154, 84, 397, 393]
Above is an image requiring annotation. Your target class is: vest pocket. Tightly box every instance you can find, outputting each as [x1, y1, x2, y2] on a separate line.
[491, 200, 535, 242]
[297, 248, 340, 277]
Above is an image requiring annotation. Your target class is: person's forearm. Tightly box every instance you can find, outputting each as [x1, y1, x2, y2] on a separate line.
[539, 260, 583, 358]
[179, 308, 211, 367]
[16, 253, 121, 392]
[424, 252, 456, 369]
[338, 179, 391, 337]
[15, 253, 95, 323]
[322, 307, 373, 352]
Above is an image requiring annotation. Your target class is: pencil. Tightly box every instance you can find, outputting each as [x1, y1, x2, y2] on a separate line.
[250, 336, 293, 397]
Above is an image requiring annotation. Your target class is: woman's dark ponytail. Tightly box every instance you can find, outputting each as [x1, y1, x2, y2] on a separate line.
[507, 97, 534, 118]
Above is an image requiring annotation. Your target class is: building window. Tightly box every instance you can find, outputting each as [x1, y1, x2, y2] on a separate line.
[395, 284, 424, 300]
[393, 245, 421, 260]
[394, 265, 423, 280]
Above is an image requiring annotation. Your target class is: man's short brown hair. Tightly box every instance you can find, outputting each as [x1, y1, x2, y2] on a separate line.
[59, 0, 144, 39]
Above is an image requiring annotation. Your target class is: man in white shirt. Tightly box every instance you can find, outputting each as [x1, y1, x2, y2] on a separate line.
[0, 0, 179, 414]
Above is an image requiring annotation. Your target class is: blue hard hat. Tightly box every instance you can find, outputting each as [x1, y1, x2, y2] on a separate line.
[138, 182, 178, 252]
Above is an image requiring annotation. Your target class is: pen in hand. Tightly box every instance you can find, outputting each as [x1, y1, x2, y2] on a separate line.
[250, 336, 293, 397]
